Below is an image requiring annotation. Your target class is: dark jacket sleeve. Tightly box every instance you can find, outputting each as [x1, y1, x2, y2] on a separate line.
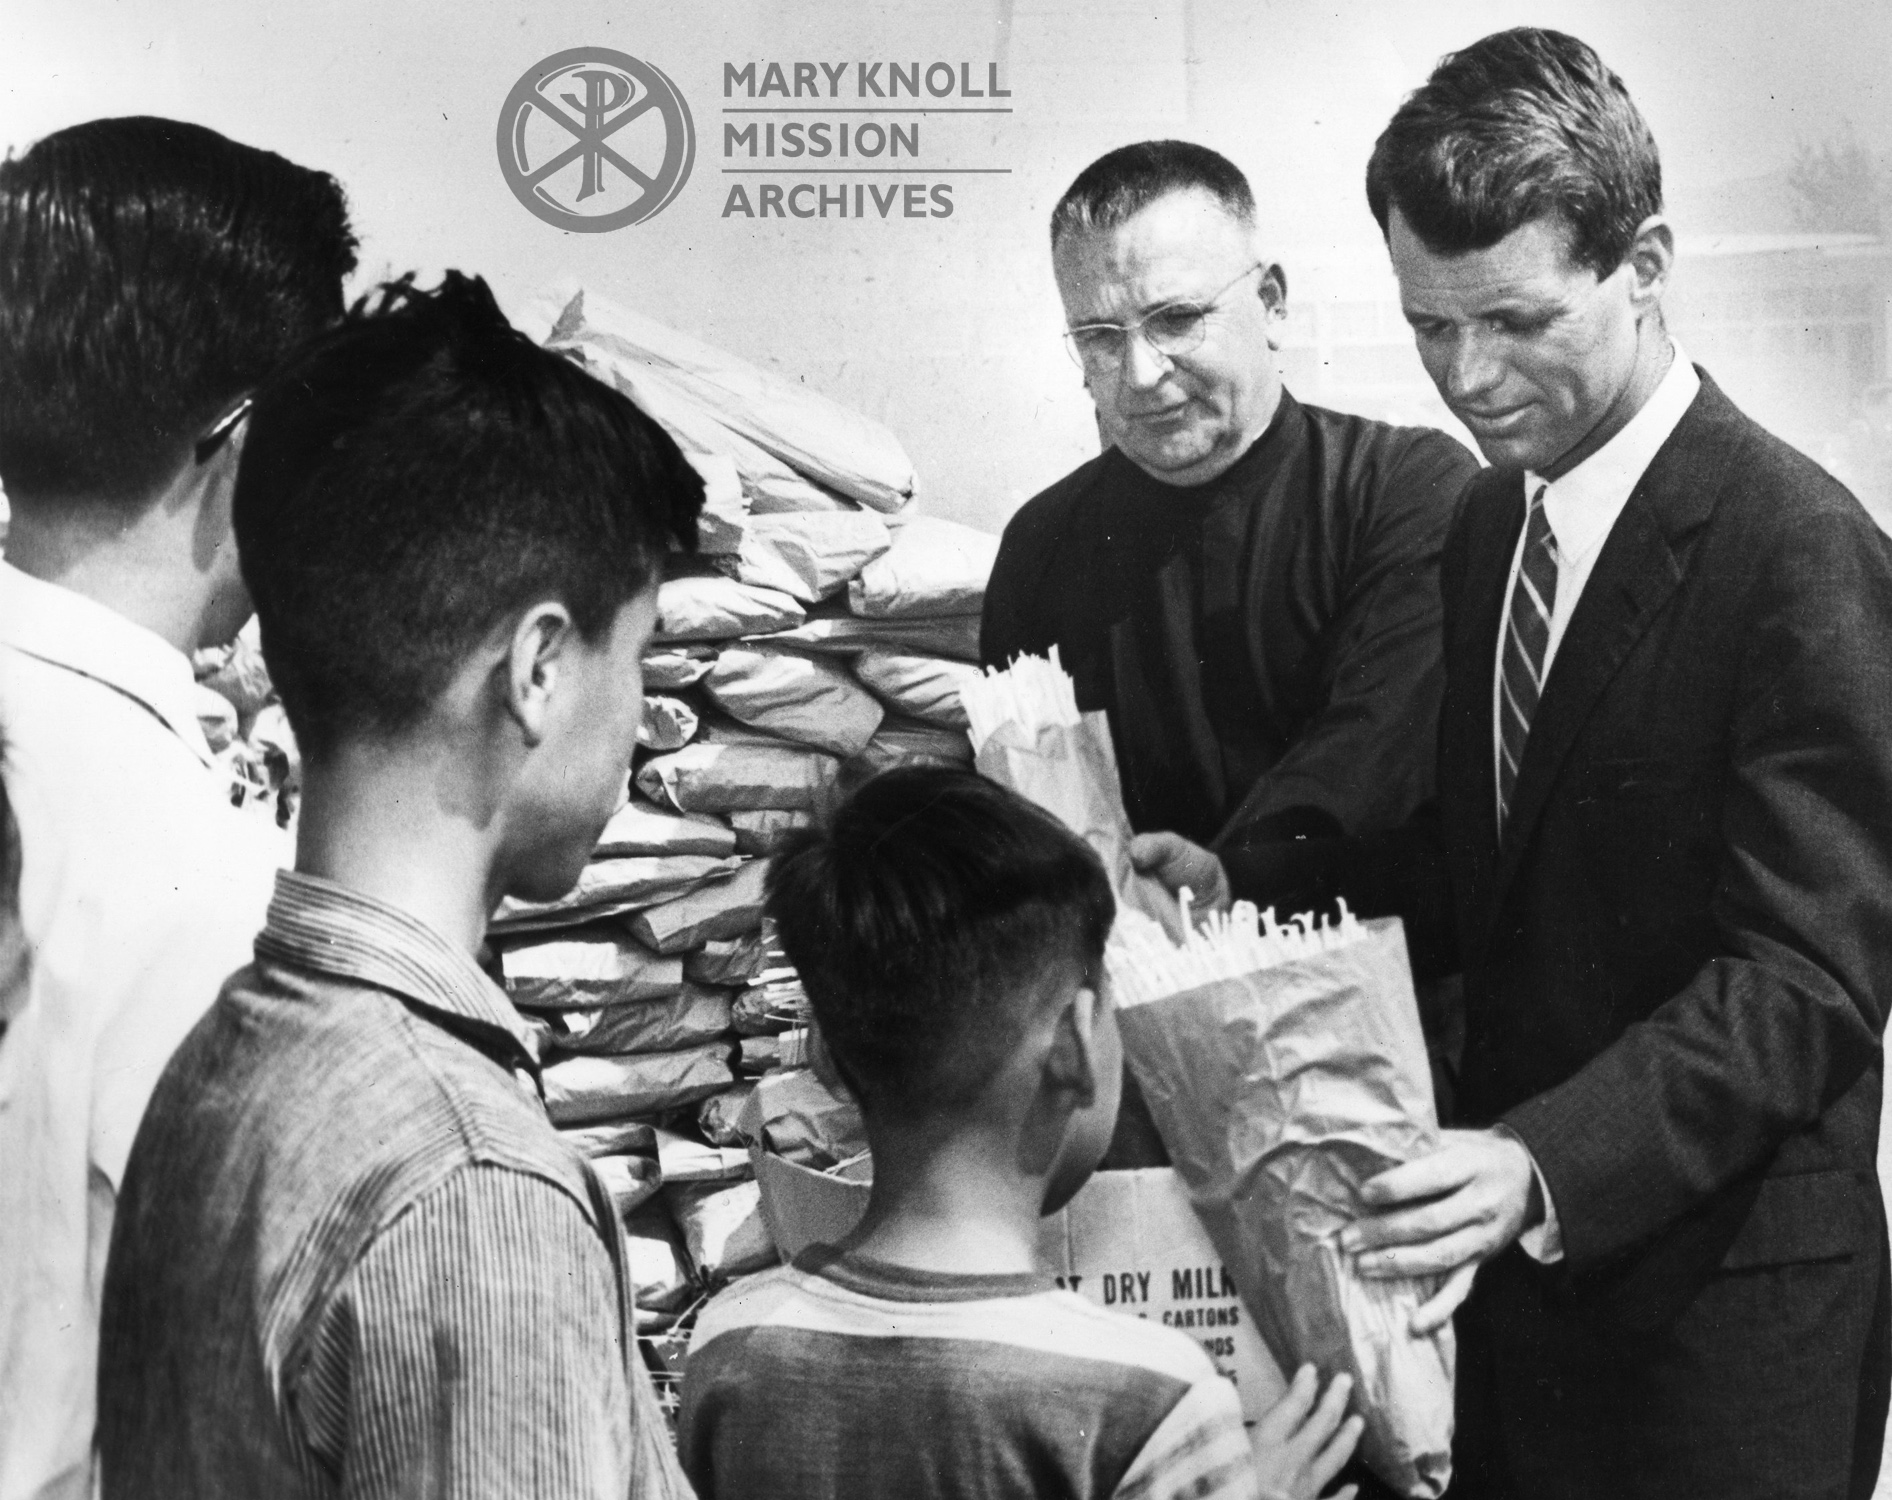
[1213, 427, 1478, 849]
[979, 460, 1099, 672]
[1503, 473, 1892, 1273]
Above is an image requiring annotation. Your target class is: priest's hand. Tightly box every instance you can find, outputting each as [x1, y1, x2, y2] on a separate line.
[1340, 1127, 1542, 1335]
[1128, 831, 1232, 917]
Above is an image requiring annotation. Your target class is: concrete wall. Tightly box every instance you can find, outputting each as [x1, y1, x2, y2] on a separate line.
[6, 0, 1889, 533]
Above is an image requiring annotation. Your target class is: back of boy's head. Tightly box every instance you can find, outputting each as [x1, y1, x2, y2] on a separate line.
[234, 272, 703, 763]
[766, 766, 1115, 1122]
[0, 116, 357, 510]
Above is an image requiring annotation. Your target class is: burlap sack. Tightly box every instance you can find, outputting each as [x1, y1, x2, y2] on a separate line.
[635, 740, 840, 816]
[714, 511, 891, 603]
[641, 644, 718, 690]
[545, 984, 735, 1058]
[685, 931, 776, 987]
[655, 575, 805, 642]
[705, 644, 884, 757]
[847, 715, 974, 776]
[667, 1179, 778, 1281]
[639, 694, 699, 753]
[727, 808, 815, 856]
[760, 609, 980, 663]
[593, 1152, 664, 1217]
[593, 798, 737, 859]
[626, 859, 772, 955]
[546, 286, 915, 512]
[499, 928, 685, 1010]
[851, 651, 981, 729]
[542, 1040, 737, 1125]
[490, 854, 741, 934]
[558, 1119, 659, 1158]
[847, 515, 997, 618]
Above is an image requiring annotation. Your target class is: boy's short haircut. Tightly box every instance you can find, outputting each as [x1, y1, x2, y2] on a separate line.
[766, 765, 1115, 1121]
[0, 116, 357, 508]
[234, 272, 703, 762]
[1365, 27, 1662, 279]
[1050, 139, 1255, 249]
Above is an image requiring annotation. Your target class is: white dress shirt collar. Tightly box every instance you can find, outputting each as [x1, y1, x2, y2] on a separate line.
[1526, 344, 1702, 567]
[0, 560, 213, 766]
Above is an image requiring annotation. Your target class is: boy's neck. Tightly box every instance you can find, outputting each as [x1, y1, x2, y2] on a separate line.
[840, 1114, 1051, 1278]
[295, 744, 507, 955]
[5, 474, 243, 656]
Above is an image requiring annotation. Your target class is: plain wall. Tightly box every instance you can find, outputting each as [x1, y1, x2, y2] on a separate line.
[5, 0, 1889, 533]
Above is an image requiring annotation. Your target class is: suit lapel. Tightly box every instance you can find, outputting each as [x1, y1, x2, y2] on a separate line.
[1484, 374, 1734, 926]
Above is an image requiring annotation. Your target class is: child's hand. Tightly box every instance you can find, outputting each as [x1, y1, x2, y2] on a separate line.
[1252, 1364, 1363, 1500]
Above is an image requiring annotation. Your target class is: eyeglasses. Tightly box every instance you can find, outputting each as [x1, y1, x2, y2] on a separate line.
[194, 396, 254, 464]
[1063, 261, 1266, 376]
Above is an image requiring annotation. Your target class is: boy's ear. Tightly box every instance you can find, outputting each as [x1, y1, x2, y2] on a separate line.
[501, 601, 577, 747]
[1043, 983, 1102, 1108]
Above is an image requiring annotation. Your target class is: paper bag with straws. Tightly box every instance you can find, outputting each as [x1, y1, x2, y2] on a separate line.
[965, 651, 1453, 1499]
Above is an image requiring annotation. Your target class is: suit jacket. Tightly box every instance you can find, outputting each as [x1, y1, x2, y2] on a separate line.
[1431, 371, 1892, 1496]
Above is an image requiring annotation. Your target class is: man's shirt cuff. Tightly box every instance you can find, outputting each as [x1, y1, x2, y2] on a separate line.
[1494, 1124, 1564, 1264]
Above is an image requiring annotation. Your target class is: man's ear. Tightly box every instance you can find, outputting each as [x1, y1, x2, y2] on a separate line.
[186, 435, 243, 576]
[1043, 983, 1102, 1107]
[1257, 262, 1289, 350]
[1624, 215, 1675, 317]
[501, 601, 577, 748]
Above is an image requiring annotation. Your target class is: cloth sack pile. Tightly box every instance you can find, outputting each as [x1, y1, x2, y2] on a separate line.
[191, 616, 301, 843]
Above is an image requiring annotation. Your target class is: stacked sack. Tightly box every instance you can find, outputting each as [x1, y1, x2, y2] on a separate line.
[192, 616, 302, 836]
[490, 286, 1001, 1408]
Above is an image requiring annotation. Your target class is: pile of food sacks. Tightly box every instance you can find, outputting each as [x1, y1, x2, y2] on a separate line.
[488, 285, 999, 1410]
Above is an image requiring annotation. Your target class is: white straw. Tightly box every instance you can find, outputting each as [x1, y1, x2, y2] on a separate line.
[962, 648, 1369, 1006]
[1108, 896, 1369, 1008]
[962, 647, 1083, 751]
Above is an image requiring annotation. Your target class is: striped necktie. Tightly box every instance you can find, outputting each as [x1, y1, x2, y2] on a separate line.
[1499, 483, 1557, 830]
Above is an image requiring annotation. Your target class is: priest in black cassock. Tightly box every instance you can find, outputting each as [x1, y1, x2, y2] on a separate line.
[981, 140, 1477, 905]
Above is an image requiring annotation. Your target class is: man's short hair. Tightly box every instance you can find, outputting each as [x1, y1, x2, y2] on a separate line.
[234, 272, 702, 762]
[767, 766, 1116, 1122]
[1050, 139, 1255, 249]
[0, 116, 357, 508]
[1365, 28, 1662, 279]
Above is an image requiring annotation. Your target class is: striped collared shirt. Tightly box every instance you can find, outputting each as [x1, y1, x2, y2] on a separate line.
[97, 869, 691, 1500]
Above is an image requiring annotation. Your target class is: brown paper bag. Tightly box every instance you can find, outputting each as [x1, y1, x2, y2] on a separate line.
[1111, 909, 1454, 1498]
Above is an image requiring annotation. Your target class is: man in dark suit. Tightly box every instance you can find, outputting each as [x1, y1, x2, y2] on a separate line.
[1336, 28, 1892, 1499]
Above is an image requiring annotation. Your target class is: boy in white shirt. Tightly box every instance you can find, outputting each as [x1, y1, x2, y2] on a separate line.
[0, 115, 355, 1500]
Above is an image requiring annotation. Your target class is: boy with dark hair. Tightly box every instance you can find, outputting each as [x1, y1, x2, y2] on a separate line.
[0, 115, 356, 1500]
[96, 273, 703, 1498]
[680, 765, 1361, 1500]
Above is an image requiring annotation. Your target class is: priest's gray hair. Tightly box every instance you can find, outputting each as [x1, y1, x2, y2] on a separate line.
[1050, 139, 1256, 248]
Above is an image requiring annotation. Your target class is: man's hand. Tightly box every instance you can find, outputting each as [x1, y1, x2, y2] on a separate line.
[1340, 1128, 1541, 1335]
[1253, 1365, 1362, 1500]
[1128, 831, 1232, 913]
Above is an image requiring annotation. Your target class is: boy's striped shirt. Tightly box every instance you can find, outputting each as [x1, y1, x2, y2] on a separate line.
[680, 1245, 1262, 1500]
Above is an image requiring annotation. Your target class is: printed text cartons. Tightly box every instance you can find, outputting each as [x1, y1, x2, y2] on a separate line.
[1036, 1169, 1289, 1427]
[1110, 905, 1455, 1499]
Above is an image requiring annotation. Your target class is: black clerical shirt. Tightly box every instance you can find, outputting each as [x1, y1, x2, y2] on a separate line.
[982, 391, 1477, 896]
